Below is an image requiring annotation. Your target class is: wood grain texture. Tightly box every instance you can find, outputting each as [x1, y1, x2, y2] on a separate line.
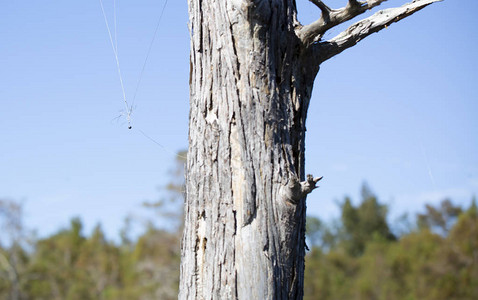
[179, 0, 441, 299]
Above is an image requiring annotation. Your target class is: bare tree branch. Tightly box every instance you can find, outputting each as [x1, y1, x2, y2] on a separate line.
[310, 0, 332, 18]
[316, 0, 442, 63]
[298, 0, 389, 45]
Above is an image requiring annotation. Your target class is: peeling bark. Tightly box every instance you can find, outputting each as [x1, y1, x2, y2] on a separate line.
[179, 0, 441, 299]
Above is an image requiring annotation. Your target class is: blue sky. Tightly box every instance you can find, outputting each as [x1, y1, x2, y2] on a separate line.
[1, 0, 477, 240]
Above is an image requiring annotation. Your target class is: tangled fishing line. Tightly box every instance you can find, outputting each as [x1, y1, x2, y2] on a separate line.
[98, 0, 186, 160]
[98, 0, 169, 130]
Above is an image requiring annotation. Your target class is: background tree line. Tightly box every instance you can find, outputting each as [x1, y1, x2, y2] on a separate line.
[304, 186, 478, 300]
[1, 154, 476, 299]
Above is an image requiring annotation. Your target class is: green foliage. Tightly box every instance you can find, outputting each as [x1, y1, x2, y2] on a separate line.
[305, 188, 478, 300]
[417, 199, 462, 234]
[2, 180, 477, 299]
[0, 153, 187, 300]
[340, 184, 396, 256]
[2, 218, 181, 300]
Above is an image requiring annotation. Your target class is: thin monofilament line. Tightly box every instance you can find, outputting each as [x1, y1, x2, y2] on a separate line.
[99, 0, 132, 126]
[130, 0, 169, 109]
[137, 128, 187, 160]
[114, 0, 118, 53]
[419, 140, 437, 189]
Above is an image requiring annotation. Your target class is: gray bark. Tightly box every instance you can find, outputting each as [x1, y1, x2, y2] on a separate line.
[179, 0, 441, 299]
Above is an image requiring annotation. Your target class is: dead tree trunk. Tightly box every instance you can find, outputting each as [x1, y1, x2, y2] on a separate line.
[179, 1, 441, 299]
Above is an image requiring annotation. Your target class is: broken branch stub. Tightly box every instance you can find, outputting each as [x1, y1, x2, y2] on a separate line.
[280, 174, 323, 204]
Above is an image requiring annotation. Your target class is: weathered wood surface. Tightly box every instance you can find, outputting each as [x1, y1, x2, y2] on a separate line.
[179, 1, 441, 299]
